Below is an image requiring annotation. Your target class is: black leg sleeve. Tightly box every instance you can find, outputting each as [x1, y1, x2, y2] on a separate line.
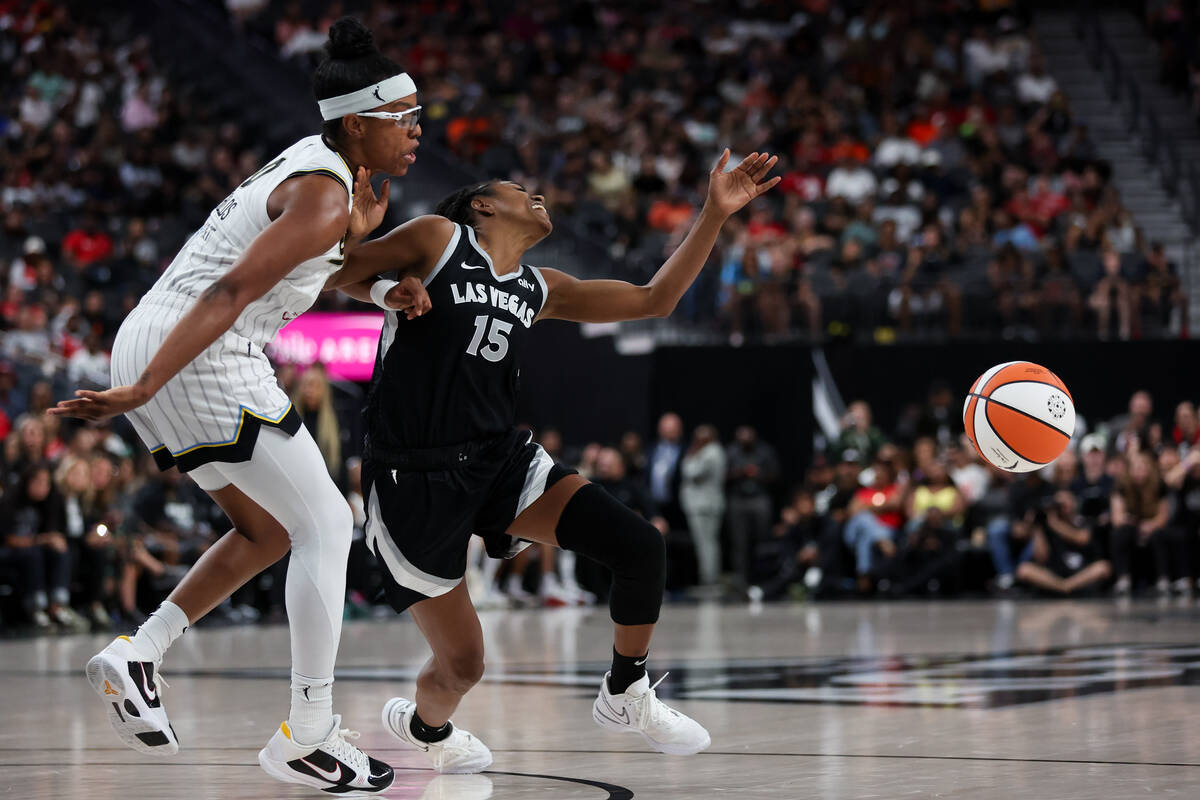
[555, 483, 666, 626]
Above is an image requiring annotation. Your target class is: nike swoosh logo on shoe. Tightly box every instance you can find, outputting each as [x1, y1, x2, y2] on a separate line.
[299, 757, 343, 783]
[140, 664, 157, 702]
[602, 696, 631, 724]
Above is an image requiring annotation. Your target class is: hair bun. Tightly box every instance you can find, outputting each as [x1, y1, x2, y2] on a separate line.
[326, 17, 377, 60]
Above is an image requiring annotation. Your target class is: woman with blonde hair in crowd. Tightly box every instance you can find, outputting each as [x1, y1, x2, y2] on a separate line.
[1110, 451, 1185, 596]
[292, 362, 345, 487]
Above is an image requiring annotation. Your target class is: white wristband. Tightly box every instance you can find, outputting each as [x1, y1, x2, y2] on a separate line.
[369, 279, 400, 310]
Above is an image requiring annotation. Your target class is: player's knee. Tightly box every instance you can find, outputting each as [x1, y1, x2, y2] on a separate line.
[556, 483, 664, 581]
[442, 647, 485, 693]
[295, 495, 353, 553]
[620, 516, 665, 582]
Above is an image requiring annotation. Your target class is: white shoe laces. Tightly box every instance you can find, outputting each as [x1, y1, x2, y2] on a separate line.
[629, 672, 682, 730]
[324, 727, 369, 773]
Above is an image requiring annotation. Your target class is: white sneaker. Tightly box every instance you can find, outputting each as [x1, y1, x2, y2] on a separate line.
[503, 575, 536, 606]
[258, 716, 394, 794]
[85, 635, 179, 756]
[592, 672, 710, 755]
[540, 574, 572, 608]
[381, 697, 493, 774]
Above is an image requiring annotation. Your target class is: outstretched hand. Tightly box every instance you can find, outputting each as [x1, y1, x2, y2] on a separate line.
[46, 384, 151, 423]
[348, 166, 390, 239]
[705, 149, 781, 218]
[386, 276, 433, 320]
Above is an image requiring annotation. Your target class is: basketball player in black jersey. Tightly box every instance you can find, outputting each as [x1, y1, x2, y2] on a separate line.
[330, 149, 779, 772]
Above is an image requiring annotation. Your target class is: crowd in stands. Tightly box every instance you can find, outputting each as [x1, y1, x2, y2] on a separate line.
[251, 0, 1185, 342]
[1147, 0, 1200, 125]
[3, 0, 1198, 635]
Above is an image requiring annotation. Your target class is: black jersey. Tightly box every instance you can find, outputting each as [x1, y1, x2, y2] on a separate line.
[365, 222, 549, 451]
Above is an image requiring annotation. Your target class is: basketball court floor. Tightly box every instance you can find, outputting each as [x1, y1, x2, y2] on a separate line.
[4, 600, 1199, 799]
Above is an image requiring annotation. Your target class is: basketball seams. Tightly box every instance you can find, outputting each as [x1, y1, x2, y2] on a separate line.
[980, 362, 1071, 401]
[982, 400, 1067, 464]
[966, 391, 1073, 437]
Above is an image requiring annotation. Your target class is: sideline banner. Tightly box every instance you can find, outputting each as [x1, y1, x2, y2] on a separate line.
[267, 312, 383, 381]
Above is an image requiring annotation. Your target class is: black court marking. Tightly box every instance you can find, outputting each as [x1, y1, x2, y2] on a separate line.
[14, 642, 1200, 710]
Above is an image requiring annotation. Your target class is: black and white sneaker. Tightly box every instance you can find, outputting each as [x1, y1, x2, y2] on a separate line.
[258, 716, 394, 794]
[85, 635, 179, 756]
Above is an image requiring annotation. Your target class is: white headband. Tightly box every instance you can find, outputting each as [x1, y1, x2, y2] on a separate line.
[318, 73, 418, 121]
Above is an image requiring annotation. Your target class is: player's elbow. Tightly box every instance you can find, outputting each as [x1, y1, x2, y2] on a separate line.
[644, 288, 677, 319]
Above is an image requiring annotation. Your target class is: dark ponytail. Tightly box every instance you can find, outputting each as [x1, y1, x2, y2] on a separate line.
[313, 17, 405, 142]
[434, 181, 498, 226]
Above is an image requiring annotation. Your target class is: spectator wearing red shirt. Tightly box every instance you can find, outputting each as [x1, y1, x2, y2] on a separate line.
[1173, 401, 1200, 452]
[61, 214, 113, 269]
[843, 459, 904, 587]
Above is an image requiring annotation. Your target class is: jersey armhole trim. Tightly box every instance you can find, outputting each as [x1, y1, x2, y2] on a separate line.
[424, 223, 462, 286]
[282, 168, 350, 196]
[528, 265, 550, 314]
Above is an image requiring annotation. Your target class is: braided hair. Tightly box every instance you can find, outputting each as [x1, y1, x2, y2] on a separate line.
[312, 18, 405, 143]
[434, 181, 498, 227]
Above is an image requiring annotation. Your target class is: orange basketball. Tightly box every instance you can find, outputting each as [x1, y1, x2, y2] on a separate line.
[962, 361, 1074, 473]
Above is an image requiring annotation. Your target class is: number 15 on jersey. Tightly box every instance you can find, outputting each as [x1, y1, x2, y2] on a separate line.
[466, 315, 511, 362]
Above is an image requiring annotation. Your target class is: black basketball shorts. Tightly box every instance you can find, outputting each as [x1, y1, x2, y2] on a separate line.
[363, 428, 577, 612]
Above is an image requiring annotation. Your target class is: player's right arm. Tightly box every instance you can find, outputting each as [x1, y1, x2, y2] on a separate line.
[49, 176, 350, 422]
[324, 214, 455, 289]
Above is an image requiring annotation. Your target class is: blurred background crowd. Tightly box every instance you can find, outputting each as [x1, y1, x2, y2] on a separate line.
[5, 372, 1200, 633]
[2, 0, 1199, 635]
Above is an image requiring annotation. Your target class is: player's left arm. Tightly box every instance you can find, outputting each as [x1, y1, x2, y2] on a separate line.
[537, 149, 779, 323]
[337, 275, 432, 320]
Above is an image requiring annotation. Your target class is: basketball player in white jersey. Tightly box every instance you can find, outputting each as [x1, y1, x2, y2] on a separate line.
[49, 19, 425, 794]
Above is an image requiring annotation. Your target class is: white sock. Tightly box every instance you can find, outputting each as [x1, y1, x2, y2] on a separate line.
[289, 675, 335, 745]
[481, 553, 501, 592]
[559, 551, 579, 590]
[130, 600, 189, 663]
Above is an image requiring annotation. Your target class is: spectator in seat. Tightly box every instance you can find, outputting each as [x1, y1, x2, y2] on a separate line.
[4, 463, 83, 630]
[989, 469, 1052, 592]
[1110, 451, 1180, 596]
[1162, 447, 1200, 597]
[680, 424, 727, 588]
[1130, 242, 1185, 336]
[292, 362, 345, 488]
[648, 412, 685, 523]
[1107, 390, 1157, 455]
[843, 458, 904, 592]
[1072, 433, 1115, 542]
[883, 506, 963, 596]
[725, 425, 780, 592]
[832, 401, 886, 465]
[755, 489, 838, 600]
[904, 458, 966, 538]
[1173, 401, 1200, 455]
[1089, 249, 1133, 340]
[1016, 490, 1112, 595]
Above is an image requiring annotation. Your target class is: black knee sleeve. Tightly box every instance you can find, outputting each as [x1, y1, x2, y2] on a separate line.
[555, 483, 665, 626]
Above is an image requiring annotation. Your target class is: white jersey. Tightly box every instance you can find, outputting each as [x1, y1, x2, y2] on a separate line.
[151, 135, 354, 348]
[113, 135, 354, 471]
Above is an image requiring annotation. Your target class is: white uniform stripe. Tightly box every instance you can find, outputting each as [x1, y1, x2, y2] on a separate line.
[528, 265, 550, 315]
[365, 484, 460, 597]
[516, 434, 555, 517]
[423, 224, 462, 287]
[113, 135, 352, 462]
